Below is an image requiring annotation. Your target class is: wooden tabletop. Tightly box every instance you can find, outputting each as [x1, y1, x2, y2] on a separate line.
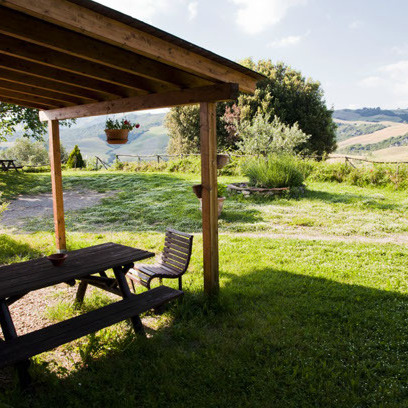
[0, 243, 154, 299]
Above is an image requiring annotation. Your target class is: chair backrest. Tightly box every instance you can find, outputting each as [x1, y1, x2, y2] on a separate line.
[160, 229, 193, 276]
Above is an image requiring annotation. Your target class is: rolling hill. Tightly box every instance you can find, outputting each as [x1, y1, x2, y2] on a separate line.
[0, 112, 170, 163]
[334, 108, 408, 160]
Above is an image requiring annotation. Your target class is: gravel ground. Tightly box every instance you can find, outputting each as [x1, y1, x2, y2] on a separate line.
[0, 189, 116, 230]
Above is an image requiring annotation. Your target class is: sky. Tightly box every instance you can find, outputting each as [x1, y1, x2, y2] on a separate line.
[97, 0, 408, 110]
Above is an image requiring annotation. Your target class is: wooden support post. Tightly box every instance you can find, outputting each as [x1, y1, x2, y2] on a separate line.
[200, 102, 219, 295]
[48, 120, 66, 252]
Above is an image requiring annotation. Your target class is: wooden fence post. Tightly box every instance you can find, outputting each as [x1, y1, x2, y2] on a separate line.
[200, 102, 219, 295]
[48, 119, 66, 252]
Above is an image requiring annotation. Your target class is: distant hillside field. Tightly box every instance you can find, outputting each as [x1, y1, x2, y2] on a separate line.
[334, 107, 408, 161]
[337, 122, 408, 148]
[336, 123, 387, 142]
[334, 108, 408, 123]
[0, 112, 169, 163]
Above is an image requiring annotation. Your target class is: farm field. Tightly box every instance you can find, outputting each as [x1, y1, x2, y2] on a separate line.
[337, 121, 408, 148]
[1, 171, 408, 407]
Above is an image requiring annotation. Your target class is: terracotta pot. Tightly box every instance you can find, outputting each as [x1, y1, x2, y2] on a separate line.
[47, 253, 68, 267]
[217, 154, 230, 169]
[192, 184, 203, 198]
[105, 129, 129, 144]
[199, 197, 225, 217]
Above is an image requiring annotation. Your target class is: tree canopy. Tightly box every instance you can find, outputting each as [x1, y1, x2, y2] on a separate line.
[0, 103, 74, 141]
[165, 59, 337, 156]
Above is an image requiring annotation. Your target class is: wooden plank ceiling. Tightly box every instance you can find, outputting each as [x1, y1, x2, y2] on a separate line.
[0, 0, 263, 115]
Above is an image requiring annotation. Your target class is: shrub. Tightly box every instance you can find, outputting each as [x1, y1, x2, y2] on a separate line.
[242, 154, 305, 188]
[237, 113, 310, 156]
[66, 145, 85, 168]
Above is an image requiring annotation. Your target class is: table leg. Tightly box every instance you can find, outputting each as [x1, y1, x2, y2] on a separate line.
[75, 281, 88, 306]
[113, 265, 145, 335]
[0, 300, 31, 389]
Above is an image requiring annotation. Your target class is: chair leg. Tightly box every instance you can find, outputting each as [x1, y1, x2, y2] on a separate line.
[130, 278, 136, 293]
[75, 281, 88, 306]
[178, 277, 183, 291]
[159, 278, 163, 286]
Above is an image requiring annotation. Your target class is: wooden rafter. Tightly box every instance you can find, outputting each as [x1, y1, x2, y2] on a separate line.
[0, 0, 259, 93]
[0, 68, 102, 102]
[39, 83, 240, 121]
[0, 79, 91, 105]
[0, 34, 174, 94]
[0, 6, 212, 90]
[0, 95, 52, 110]
[0, 88, 63, 108]
[0, 54, 132, 100]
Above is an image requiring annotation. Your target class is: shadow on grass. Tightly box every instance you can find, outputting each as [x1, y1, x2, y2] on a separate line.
[5, 267, 408, 407]
[0, 173, 51, 200]
[0, 234, 42, 264]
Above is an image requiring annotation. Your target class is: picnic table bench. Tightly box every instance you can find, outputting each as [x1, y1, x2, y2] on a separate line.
[0, 159, 22, 172]
[0, 242, 183, 388]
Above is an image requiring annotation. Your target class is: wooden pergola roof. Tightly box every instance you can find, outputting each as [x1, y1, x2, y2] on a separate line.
[0, 0, 263, 295]
[0, 0, 263, 119]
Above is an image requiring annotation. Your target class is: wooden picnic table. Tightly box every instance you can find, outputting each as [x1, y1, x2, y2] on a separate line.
[0, 242, 183, 388]
[0, 159, 22, 172]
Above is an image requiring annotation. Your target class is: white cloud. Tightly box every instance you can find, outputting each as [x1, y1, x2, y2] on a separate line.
[349, 20, 363, 30]
[229, 0, 307, 35]
[268, 34, 301, 48]
[97, 0, 170, 22]
[97, 0, 196, 23]
[359, 61, 408, 105]
[268, 30, 310, 48]
[391, 44, 408, 56]
[188, 1, 198, 20]
[359, 76, 384, 88]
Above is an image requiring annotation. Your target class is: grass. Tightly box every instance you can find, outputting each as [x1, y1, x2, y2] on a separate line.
[2, 170, 408, 238]
[1, 232, 408, 407]
[1, 171, 408, 406]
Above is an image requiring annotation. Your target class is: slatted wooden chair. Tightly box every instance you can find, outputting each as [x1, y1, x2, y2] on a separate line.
[128, 229, 193, 291]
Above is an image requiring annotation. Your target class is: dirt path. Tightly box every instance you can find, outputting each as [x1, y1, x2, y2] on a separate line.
[1, 189, 116, 229]
[220, 232, 408, 244]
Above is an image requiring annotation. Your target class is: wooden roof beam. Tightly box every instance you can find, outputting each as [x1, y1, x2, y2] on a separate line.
[0, 67, 102, 102]
[0, 95, 53, 110]
[0, 54, 132, 99]
[0, 34, 173, 94]
[0, 88, 62, 109]
[1, 0, 259, 93]
[0, 79, 84, 105]
[39, 83, 239, 121]
[0, 87, 66, 107]
[0, 6, 212, 90]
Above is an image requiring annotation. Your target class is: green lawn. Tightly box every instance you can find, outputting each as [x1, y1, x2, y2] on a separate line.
[2, 170, 408, 238]
[1, 171, 408, 407]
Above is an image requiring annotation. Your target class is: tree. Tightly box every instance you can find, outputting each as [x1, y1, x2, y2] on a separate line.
[66, 145, 85, 168]
[238, 59, 337, 156]
[0, 138, 68, 166]
[0, 103, 75, 141]
[165, 59, 337, 156]
[237, 113, 310, 156]
[165, 103, 234, 154]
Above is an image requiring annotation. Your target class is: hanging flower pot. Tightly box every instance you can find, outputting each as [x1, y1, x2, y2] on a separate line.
[105, 129, 129, 144]
[105, 118, 140, 145]
[217, 154, 230, 169]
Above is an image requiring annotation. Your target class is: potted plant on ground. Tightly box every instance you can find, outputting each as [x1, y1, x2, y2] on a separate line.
[105, 118, 140, 144]
[193, 183, 227, 217]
